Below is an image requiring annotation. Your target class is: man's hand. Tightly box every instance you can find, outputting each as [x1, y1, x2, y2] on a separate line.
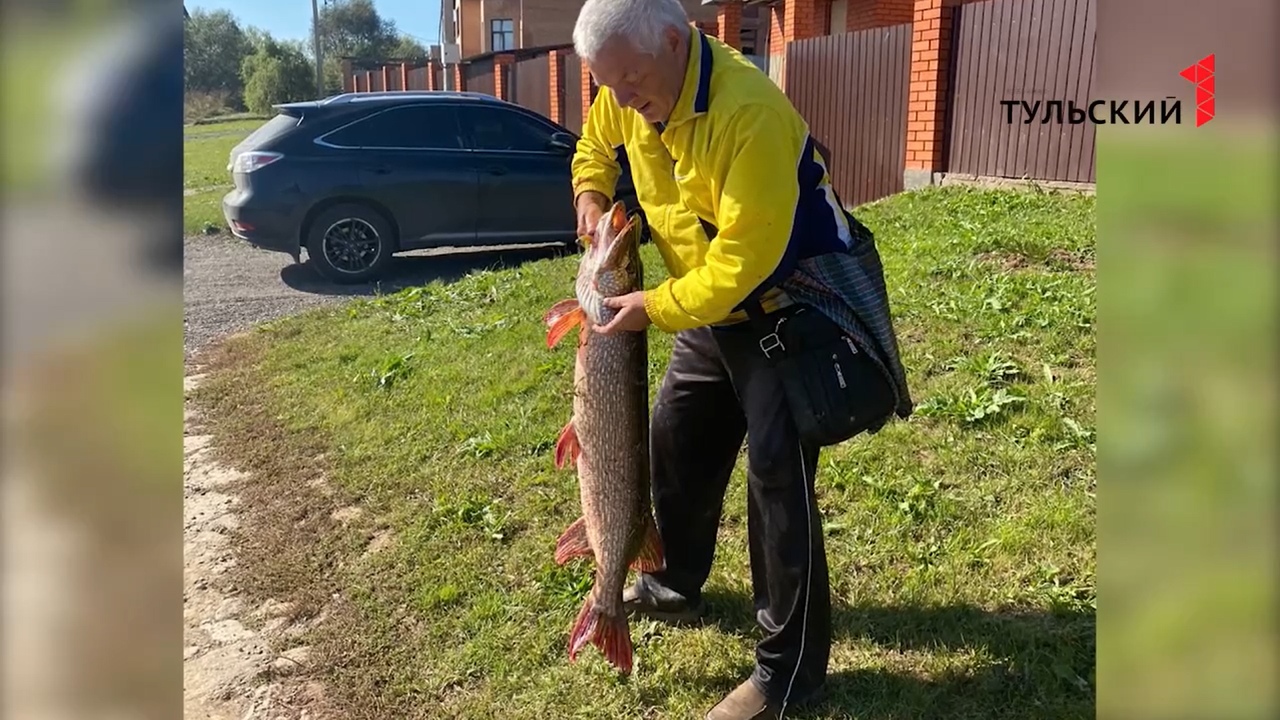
[576, 191, 609, 240]
[595, 291, 651, 335]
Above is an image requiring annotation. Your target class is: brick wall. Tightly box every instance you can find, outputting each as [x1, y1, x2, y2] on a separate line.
[717, 3, 743, 50]
[905, 0, 948, 174]
[579, 56, 596, 129]
[903, 0, 985, 182]
[847, 0, 914, 30]
[494, 54, 514, 100]
[548, 49, 566, 124]
[784, 0, 827, 41]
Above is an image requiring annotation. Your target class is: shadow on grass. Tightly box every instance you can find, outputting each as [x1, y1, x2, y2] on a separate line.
[697, 589, 1095, 719]
[279, 243, 575, 297]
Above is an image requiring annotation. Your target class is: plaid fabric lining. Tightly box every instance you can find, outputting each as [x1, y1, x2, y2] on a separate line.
[780, 249, 914, 420]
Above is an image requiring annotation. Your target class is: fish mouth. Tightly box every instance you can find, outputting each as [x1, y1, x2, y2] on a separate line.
[593, 202, 640, 272]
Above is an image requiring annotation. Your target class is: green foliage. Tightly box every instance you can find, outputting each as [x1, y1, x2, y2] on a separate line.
[388, 35, 431, 59]
[183, 8, 251, 106]
[315, 0, 401, 59]
[241, 37, 316, 115]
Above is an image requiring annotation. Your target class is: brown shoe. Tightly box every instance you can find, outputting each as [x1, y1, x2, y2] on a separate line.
[705, 678, 781, 720]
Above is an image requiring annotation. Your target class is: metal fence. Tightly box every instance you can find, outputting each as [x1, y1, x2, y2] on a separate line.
[407, 67, 429, 91]
[512, 53, 551, 118]
[784, 24, 912, 206]
[560, 51, 584, 134]
[463, 57, 495, 96]
[945, 0, 1097, 182]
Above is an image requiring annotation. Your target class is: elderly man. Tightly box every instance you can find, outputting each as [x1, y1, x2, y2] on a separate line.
[569, 1, 912, 718]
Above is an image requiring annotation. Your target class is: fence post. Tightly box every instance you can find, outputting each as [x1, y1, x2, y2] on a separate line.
[579, 56, 597, 129]
[494, 53, 514, 100]
[714, 2, 742, 50]
[400, 62, 409, 91]
[340, 59, 354, 92]
[428, 60, 439, 91]
[784, 0, 824, 42]
[364, 71, 372, 92]
[904, 0, 951, 189]
[549, 49, 565, 125]
[454, 64, 466, 92]
[768, 0, 822, 92]
[849, 0, 916, 31]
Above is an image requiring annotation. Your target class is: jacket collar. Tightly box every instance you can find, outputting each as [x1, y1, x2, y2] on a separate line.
[665, 29, 714, 128]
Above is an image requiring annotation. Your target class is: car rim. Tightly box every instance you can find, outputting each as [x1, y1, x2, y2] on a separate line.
[321, 218, 381, 273]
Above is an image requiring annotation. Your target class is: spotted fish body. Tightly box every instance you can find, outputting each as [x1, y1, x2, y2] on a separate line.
[543, 202, 664, 675]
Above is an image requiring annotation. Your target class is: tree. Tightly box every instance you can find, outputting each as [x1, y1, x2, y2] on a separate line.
[314, 0, 400, 61]
[388, 35, 431, 60]
[241, 37, 315, 115]
[184, 8, 251, 104]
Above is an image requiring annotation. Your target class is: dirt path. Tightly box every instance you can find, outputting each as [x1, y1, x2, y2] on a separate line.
[184, 370, 325, 720]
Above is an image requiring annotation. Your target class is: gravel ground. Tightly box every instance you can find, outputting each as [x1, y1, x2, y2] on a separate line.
[183, 234, 570, 359]
[182, 235, 338, 358]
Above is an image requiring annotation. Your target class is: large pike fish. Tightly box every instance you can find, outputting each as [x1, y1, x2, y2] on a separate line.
[542, 201, 664, 675]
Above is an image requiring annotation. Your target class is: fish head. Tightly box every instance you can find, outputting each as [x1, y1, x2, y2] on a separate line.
[576, 201, 644, 324]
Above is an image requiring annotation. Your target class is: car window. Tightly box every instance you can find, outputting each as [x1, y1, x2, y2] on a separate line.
[457, 105, 553, 153]
[240, 113, 301, 150]
[323, 105, 463, 150]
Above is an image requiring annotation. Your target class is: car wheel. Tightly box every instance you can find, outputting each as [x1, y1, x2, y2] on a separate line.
[305, 203, 395, 284]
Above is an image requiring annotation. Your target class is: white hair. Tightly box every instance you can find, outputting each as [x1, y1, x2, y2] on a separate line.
[573, 0, 692, 62]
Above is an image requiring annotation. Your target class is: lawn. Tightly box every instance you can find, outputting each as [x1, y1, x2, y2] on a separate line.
[190, 185, 1096, 719]
[183, 118, 269, 235]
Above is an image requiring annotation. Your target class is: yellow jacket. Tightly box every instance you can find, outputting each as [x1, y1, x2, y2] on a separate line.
[571, 31, 859, 332]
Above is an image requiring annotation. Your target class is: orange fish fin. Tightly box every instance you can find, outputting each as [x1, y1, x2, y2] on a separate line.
[545, 303, 585, 349]
[554, 419, 581, 470]
[554, 516, 592, 565]
[568, 594, 633, 676]
[543, 298, 579, 325]
[630, 514, 666, 573]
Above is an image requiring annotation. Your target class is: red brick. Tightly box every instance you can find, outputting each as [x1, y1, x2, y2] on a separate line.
[717, 3, 742, 50]
[548, 50, 564, 124]
[580, 57, 594, 124]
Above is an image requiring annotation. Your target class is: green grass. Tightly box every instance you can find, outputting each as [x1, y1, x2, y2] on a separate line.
[191, 185, 1096, 719]
[188, 112, 272, 127]
[1093, 124, 1277, 718]
[183, 118, 267, 235]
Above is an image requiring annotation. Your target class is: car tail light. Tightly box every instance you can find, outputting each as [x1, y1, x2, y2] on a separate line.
[230, 151, 284, 174]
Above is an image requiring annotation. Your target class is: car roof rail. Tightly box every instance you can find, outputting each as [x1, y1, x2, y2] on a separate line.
[317, 90, 509, 105]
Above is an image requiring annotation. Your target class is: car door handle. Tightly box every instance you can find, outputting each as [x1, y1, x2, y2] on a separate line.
[484, 166, 507, 176]
[370, 166, 393, 175]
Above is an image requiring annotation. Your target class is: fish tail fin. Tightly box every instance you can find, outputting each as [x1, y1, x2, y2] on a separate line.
[630, 513, 666, 573]
[554, 516, 592, 565]
[544, 299, 584, 348]
[568, 593, 634, 675]
[554, 419, 581, 470]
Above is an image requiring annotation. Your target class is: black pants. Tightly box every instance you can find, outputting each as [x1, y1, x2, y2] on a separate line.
[643, 315, 830, 703]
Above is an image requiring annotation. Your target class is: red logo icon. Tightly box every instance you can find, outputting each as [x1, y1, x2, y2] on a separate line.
[1179, 54, 1215, 127]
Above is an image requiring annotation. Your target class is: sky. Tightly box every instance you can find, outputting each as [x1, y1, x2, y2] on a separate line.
[186, 0, 444, 46]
